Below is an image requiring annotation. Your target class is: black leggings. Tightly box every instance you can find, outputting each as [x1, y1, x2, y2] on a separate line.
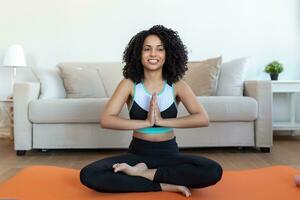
[80, 137, 223, 193]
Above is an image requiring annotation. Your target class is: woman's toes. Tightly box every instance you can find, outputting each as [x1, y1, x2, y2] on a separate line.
[184, 190, 189, 197]
[114, 163, 129, 173]
[186, 188, 191, 197]
[112, 163, 119, 168]
[178, 186, 191, 197]
[112, 162, 150, 176]
[160, 183, 191, 197]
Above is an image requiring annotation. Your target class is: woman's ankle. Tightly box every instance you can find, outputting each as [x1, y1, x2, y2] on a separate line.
[139, 168, 157, 181]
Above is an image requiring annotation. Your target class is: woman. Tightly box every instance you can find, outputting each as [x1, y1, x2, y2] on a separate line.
[80, 25, 222, 197]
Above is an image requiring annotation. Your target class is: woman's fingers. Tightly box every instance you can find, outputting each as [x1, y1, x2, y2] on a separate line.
[153, 92, 157, 102]
[147, 95, 155, 126]
[152, 93, 160, 112]
[148, 93, 160, 126]
[151, 101, 155, 117]
[112, 163, 119, 168]
[151, 93, 158, 107]
[151, 93, 155, 106]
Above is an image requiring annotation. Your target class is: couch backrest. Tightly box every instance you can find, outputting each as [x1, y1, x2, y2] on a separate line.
[53, 57, 247, 98]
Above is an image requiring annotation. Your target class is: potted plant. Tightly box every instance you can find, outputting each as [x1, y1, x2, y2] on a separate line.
[264, 60, 284, 80]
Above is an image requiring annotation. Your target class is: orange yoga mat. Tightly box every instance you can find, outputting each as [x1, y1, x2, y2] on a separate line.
[0, 165, 299, 200]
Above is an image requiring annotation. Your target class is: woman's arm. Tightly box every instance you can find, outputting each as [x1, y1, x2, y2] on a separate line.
[155, 80, 209, 128]
[100, 79, 151, 130]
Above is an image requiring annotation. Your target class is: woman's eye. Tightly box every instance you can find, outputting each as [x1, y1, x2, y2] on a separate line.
[143, 48, 150, 51]
[158, 48, 164, 51]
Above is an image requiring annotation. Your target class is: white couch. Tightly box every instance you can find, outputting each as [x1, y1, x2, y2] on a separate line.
[13, 62, 273, 156]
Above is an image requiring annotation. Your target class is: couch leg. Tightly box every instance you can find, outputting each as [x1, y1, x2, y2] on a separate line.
[260, 147, 270, 153]
[237, 146, 245, 151]
[16, 150, 26, 156]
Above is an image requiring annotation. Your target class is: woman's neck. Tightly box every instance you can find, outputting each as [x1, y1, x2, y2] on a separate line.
[143, 71, 164, 84]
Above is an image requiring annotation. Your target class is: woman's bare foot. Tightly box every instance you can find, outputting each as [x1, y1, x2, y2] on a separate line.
[112, 162, 148, 176]
[160, 183, 191, 197]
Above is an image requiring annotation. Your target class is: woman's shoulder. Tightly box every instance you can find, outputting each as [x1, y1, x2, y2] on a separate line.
[118, 78, 135, 96]
[120, 78, 134, 85]
[173, 79, 190, 90]
[173, 79, 193, 97]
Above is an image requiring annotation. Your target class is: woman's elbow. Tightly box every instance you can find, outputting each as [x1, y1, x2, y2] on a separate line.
[200, 114, 209, 127]
[100, 117, 109, 128]
[202, 118, 210, 127]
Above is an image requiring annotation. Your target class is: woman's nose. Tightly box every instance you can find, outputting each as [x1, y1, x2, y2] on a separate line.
[150, 49, 156, 56]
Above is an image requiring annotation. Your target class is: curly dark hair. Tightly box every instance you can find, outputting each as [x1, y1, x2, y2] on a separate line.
[122, 25, 188, 83]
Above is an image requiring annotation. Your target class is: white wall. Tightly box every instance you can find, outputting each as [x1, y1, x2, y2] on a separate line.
[0, 0, 300, 97]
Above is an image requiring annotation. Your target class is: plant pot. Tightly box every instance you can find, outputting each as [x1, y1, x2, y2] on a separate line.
[270, 74, 278, 81]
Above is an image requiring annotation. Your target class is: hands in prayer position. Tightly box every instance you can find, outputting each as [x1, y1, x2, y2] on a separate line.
[146, 93, 162, 127]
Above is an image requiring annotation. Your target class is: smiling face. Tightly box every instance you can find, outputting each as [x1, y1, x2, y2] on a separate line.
[141, 34, 166, 72]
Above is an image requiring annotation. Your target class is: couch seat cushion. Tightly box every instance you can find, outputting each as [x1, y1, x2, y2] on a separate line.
[178, 96, 257, 121]
[29, 96, 257, 123]
[29, 98, 112, 123]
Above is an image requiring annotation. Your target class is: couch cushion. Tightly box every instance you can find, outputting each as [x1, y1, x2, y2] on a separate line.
[32, 67, 66, 99]
[29, 98, 109, 123]
[29, 97, 257, 123]
[58, 62, 124, 98]
[58, 64, 107, 98]
[96, 63, 124, 97]
[178, 96, 257, 121]
[216, 57, 248, 96]
[183, 57, 222, 96]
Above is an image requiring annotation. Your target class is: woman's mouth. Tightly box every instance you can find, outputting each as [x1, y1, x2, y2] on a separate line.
[148, 59, 159, 64]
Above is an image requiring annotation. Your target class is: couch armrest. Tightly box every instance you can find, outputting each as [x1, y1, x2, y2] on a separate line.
[13, 82, 40, 151]
[244, 80, 273, 148]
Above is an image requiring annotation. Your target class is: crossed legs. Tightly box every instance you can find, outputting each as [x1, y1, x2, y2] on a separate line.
[80, 153, 222, 197]
[112, 161, 191, 196]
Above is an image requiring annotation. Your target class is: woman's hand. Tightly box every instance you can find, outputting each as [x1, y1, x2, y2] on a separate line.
[152, 93, 163, 125]
[146, 93, 162, 127]
[146, 94, 155, 127]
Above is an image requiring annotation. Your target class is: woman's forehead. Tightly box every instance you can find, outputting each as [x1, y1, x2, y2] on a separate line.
[143, 35, 163, 46]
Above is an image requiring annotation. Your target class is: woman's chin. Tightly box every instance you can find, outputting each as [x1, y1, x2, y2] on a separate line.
[144, 64, 163, 71]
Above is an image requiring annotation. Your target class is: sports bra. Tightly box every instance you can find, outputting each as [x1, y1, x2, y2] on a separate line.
[128, 80, 178, 134]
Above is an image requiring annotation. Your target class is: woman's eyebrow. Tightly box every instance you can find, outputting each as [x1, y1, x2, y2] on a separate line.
[143, 44, 164, 47]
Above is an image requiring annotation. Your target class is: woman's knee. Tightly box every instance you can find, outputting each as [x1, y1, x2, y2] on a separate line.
[80, 166, 94, 188]
[80, 165, 108, 192]
[192, 161, 223, 188]
[210, 162, 223, 185]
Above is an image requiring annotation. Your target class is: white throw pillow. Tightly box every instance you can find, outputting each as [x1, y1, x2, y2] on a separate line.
[216, 57, 249, 96]
[32, 67, 66, 99]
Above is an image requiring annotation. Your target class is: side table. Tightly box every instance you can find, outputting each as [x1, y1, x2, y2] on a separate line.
[272, 80, 300, 133]
[0, 98, 13, 139]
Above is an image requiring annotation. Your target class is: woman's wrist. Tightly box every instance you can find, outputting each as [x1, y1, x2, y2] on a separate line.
[145, 119, 152, 128]
[155, 118, 164, 126]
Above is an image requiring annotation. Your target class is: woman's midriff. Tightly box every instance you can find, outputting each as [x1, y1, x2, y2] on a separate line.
[133, 130, 175, 142]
